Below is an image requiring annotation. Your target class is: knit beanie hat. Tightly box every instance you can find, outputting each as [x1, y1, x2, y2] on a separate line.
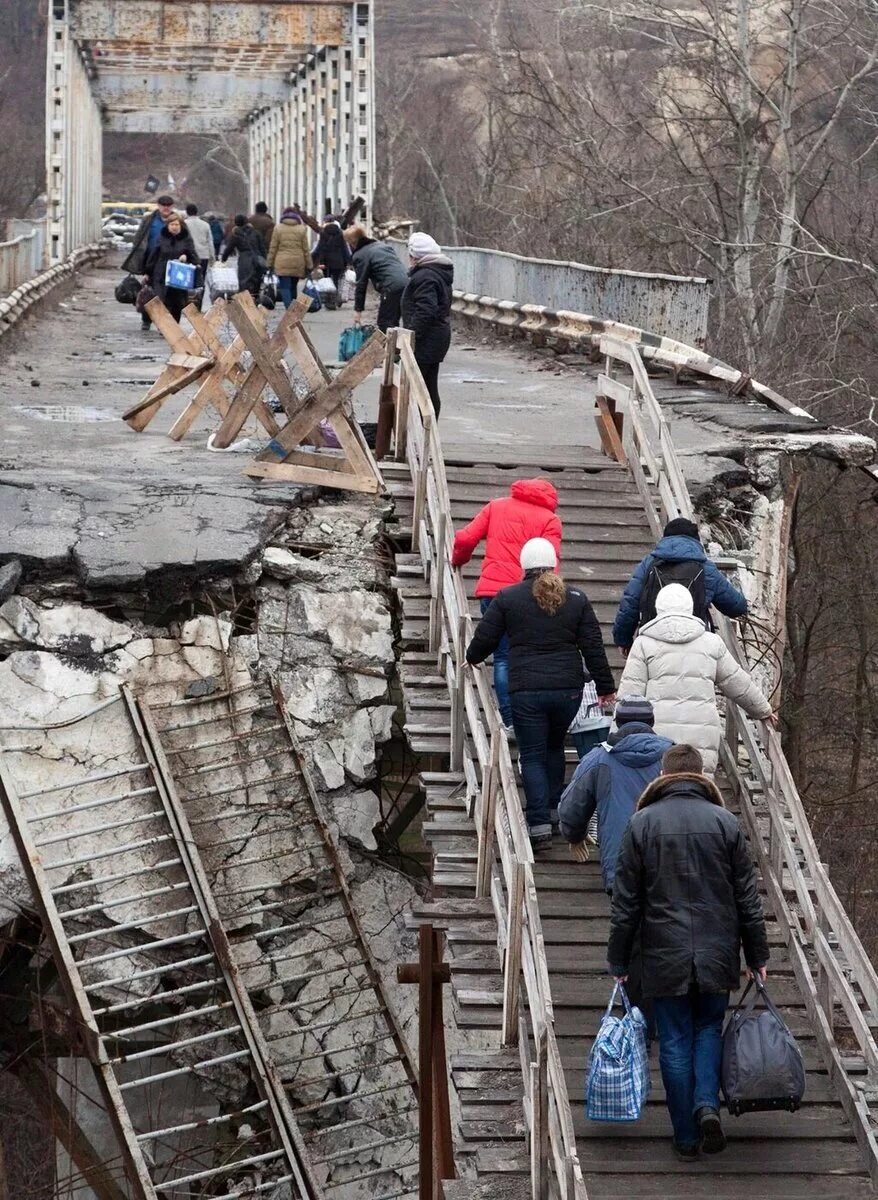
[520, 538, 557, 571]
[614, 695, 654, 727]
[408, 231, 442, 259]
[281, 207, 302, 223]
[655, 582, 695, 616]
[663, 517, 699, 539]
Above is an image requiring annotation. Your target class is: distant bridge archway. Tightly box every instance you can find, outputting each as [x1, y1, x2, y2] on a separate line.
[47, 0, 375, 262]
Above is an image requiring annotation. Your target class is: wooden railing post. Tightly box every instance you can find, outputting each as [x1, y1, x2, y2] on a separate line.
[475, 731, 500, 899]
[816, 904, 834, 1034]
[393, 365, 410, 462]
[502, 861, 525, 1045]
[450, 613, 466, 772]
[428, 512, 446, 654]
[530, 1027, 549, 1200]
[376, 327, 398, 460]
[411, 411, 432, 554]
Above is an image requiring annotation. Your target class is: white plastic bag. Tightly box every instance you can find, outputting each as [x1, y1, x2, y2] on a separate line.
[341, 267, 356, 303]
[208, 263, 238, 300]
[315, 276, 337, 295]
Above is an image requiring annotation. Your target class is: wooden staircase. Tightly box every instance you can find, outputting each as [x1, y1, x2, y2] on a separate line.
[383, 336, 878, 1198]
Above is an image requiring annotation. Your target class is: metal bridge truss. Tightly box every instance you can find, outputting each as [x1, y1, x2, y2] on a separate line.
[47, 1, 375, 263]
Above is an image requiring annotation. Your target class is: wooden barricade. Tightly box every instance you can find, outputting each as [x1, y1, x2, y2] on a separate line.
[121, 291, 387, 496]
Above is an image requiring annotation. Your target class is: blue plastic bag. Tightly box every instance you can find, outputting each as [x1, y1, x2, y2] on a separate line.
[338, 325, 369, 362]
[585, 982, 651, 1121]
[303, 279, 322, 313]
[165, 260, 197, 290]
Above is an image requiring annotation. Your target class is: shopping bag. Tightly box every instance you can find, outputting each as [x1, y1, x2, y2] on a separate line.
[208, 264, 238, 301]
[585, 982, 650, 1122]
[338, 324, 374, 362]
[259, 274, 278, 310]
[303, 279, 322, 314]
[115, 273, 141, 305]
[165, 260, 197, 290]
[341, 266, 356, 304]
[722, 977, 805, 1115]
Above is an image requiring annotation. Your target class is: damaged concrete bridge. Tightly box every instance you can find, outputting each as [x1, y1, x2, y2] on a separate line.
[2, 2, 878, 1195]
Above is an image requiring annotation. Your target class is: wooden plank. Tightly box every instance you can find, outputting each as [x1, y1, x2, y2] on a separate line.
[242, 460, 381, 494]
[212, 299, 306, 448]
[254, 331, 387, 461]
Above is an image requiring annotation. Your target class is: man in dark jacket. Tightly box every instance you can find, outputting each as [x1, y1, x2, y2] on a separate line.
[345, 224, 409, 332]
[607, 743, 769, 1161]
[559, 695, 672, 889]
[401, 231, 454, 417]
[122, 195, 177, 330]
[248, 201, 275, 249]
[612, 517, 748, 651]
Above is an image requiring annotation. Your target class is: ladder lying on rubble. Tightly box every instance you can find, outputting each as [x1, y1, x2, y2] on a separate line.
[0, 678, 419, 1200]
[384, 333, 878, 1198]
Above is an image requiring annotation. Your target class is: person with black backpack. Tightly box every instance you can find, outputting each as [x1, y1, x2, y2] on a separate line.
[612, 517, 748, 654]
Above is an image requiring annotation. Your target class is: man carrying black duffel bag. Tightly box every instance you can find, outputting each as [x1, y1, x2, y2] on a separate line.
[607, 743, 770, 1161]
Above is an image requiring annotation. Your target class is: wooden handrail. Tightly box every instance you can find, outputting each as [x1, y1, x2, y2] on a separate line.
[389, 335, 589, 1199]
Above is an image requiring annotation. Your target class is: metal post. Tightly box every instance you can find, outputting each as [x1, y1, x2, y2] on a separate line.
[398, 924, 454, 1200]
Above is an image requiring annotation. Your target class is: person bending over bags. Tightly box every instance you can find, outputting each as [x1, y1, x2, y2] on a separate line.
[607, 743, 769, 1162]
[466, 538, 615, 847]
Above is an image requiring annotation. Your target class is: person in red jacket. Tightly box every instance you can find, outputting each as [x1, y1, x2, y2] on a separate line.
[451, 478, 562, 727]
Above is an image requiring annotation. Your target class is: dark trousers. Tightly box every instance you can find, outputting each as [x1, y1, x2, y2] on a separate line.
[277, 276, 300, 307]
[480, 598, 511, 726]
[511, 688, 581, 830]
[653, 988, 729, 1148]
[164, 287, 188, 324]
[376, 287, 403, 332]
[419, 360, 442, 417]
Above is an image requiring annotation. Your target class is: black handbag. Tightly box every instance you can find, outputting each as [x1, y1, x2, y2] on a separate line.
[115, 273, 141, 305]
[721, 977, 806, 1116]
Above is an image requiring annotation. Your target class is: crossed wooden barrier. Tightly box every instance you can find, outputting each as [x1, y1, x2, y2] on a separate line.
[121, 292, 386, 495]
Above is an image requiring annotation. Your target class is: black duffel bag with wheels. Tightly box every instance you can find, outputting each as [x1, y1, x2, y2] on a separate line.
[722, 976, 806, 1115]
[115, 273, 142, 305]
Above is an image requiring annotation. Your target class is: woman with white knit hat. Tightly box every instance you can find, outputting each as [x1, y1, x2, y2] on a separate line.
[401, 231, 454, 416]
[466, 537, 615, 847]
[619, 582, 771, 774]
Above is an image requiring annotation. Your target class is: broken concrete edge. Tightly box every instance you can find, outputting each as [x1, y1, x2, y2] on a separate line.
[0, 243, 107, 337]
[449, 290, 878, 458]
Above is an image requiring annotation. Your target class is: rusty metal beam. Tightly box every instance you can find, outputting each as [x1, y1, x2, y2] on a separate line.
[70, 1, 348, 47]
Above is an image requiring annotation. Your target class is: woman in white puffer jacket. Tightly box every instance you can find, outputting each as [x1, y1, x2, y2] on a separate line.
[619, 583, 771, 775]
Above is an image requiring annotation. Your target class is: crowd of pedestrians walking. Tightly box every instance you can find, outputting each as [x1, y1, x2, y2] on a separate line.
[458, 488, 775, 1161]
[121, 198, 453, 400]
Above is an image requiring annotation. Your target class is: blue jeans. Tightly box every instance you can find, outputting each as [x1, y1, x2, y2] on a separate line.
[653, 989, 729, 1148]
[511, 688, 581, 829]
[277, 275, 300, 307]
[480, 598, 512, 726]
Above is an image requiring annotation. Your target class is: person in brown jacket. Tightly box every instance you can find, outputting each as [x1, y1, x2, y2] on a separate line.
[248, 201, 275, 249]
[267, 209, 313, 307]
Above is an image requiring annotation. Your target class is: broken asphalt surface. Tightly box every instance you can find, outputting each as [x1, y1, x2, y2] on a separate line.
[0, 257, 860, 592]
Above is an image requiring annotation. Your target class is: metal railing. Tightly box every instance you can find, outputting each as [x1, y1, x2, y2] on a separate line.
[0, 224, 46, 296]
[597, 335, 878, 1187]
[391, 328, 587, 1199]
[389, 239, 710, 346]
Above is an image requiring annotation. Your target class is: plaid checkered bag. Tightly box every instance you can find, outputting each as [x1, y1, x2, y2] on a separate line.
[586, 982, 651, 1122]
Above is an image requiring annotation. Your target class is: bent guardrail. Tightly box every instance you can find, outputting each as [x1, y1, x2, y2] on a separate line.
[390, 239, 709, 346]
